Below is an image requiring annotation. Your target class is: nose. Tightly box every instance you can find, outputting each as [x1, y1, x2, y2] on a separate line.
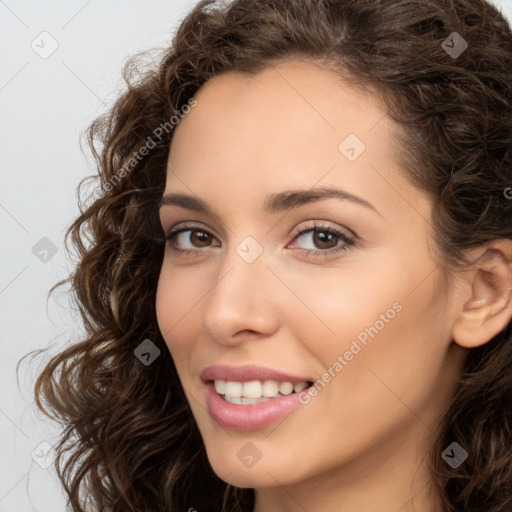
[201, 246, 280, 346]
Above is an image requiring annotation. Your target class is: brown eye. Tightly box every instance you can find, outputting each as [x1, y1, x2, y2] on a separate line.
[289, 222, 356, 257]
[165, 227, 219, 253]
[187, 230, 213, 247]
[310, 229, 339, 250]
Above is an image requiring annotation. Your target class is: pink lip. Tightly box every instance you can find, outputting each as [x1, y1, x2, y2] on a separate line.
[200, 364, 313, 383]
[200, 365, 314, 431]
[204, 381, 310, 431]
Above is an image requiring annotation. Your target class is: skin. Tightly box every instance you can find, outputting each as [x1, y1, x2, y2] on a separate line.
[155, 57, 512, 512]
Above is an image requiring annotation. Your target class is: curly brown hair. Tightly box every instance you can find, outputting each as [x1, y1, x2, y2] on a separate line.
[29, 0, 512, 510]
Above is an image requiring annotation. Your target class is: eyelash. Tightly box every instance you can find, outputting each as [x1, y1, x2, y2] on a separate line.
[163, 221, 356, 258]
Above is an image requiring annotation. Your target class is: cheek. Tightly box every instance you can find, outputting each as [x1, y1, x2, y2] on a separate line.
[274, 255, 405, 363]
[288, 248, 450, 410]
[155, 266, 202, 359]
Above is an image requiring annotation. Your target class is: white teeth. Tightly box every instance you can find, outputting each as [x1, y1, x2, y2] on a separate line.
[262, 380, 279, 397]
[278, 382, 294, 395]
[224, 396, 241, 404]
[293, 381, 308, 392]
[279, 382, 293, 395]
[225, 396, 269, 404]
[214, 379, 226, 395]
[213, 379, 310, 402]
[242, 380, 262, 399]
[224, 381, 242, 398]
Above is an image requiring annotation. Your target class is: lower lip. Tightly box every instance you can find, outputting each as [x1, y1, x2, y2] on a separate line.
[204, 381, 310, 431]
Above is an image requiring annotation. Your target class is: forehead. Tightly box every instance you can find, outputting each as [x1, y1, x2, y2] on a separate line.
[164, 57, 420, 219]
[172, 57, 388, 150]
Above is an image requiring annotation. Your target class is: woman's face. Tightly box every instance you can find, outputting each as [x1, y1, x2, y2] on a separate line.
[156, 58, 466, 494]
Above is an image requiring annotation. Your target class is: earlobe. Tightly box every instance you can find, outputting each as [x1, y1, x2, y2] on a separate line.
[452, 240, 512, 349]
[465, 297, 488, 310]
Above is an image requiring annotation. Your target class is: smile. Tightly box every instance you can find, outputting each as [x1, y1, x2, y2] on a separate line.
[214, 379, 311, 404]
[200, 364, 315, 430]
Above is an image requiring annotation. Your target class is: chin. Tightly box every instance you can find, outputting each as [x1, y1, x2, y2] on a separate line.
[211, 463, 288, 489]
[204, 444, 304, 489]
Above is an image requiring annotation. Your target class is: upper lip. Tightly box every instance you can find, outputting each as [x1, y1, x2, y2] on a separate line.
[200, 364, 313, 383]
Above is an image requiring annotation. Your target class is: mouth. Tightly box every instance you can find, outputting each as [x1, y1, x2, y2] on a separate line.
[200, 365, 317, 429]
[210, 379, 314, 404]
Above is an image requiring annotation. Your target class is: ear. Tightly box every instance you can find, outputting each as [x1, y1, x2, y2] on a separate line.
[452, 239, 512, 349]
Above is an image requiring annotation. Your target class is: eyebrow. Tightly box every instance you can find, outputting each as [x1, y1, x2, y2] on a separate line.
[159, 186, 381, 217]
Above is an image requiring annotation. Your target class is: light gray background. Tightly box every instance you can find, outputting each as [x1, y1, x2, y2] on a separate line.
[1, 1, 511, 511]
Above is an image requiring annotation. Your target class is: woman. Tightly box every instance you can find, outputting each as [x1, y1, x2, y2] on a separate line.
[33, 0, 512, 510]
